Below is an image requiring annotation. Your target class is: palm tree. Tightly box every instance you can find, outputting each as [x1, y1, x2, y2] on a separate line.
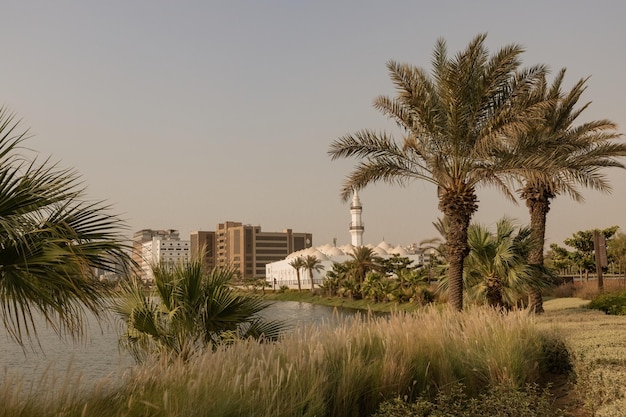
[346, 246, 382, 283]
[302, 254, 325, 292]
[113, 259, 284, 362]
[0, 107, 132, 345]
[515, 69, 626, 313]
[461, 217, 547, 308]
[329, 34, 548, 310]
[288, 256, 305, 291]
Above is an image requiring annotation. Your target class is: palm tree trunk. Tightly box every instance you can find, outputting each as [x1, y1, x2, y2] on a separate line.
[444, 211, 472, 311]
[525, 189, 552, 314]
[296, 271, 302, 291]
[309, 270, 315, 292]
[486, 277, 505, 308]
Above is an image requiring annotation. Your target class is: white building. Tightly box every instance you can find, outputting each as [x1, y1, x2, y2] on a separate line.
[265, 189, 429, 289]
[141, 236, 190, 282]
[265, 241, 425, 289]
[349, 188, 364, 246]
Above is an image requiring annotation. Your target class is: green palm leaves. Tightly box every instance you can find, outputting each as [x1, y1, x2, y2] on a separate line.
[517, 69, 625, 312]
[0, 107, 131, 345]
[114, 259, 284, 362]
[288, 256, 305, 291]
[302, 254, 325, 292]
[329, 34, 549, 310]
[463, 218, 548, 308]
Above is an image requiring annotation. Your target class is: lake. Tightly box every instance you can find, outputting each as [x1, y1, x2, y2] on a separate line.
[0, 301, 363, 387]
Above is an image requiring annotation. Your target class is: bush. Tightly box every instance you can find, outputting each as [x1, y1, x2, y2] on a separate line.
[372, 383, 564, 417]
[587, 289, 626, 315]
[552, 282, 576, 298]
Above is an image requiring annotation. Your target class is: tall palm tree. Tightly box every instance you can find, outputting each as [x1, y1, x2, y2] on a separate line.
[288, 256, 305, 291]
[515, 69, 626, 313]
[0, 107, 132, 345]
[113, 259, 284, 363]
[302, 254, 325, 292]
[329, 34, 548, 310]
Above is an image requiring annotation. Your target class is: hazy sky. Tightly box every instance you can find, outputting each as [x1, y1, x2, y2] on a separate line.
[4, 1, 626, 248]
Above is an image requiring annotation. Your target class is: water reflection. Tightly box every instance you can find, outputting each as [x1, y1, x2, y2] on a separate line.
[0, 301, 369, 387]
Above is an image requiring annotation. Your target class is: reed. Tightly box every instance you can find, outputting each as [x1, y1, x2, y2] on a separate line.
[0, 306, 564, 417]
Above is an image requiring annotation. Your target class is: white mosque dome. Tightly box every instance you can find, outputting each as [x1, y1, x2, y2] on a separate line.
[340, 244, 354, 254]
[322, 246, 344, 257]
[286, 250, 304, 260]
[371, 246, 388, 256]
[311, 250, 329, 261]
[390, 245, 409, 256]
[320, 243, 333, 251]
[377, 241, 393, 251]
[302, 247, 317, 255]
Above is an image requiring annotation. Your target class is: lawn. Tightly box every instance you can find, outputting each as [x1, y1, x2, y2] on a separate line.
[536, 298, 626, 416]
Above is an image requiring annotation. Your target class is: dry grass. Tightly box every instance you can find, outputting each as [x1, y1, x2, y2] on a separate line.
[537, 298, 626, 416]
[0, 306, 561, 417]
[552, 279, 626, 300]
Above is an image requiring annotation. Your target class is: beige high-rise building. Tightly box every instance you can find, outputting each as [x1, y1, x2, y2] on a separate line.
[191, 221, 312, 279]
[189, 230, 217, 271]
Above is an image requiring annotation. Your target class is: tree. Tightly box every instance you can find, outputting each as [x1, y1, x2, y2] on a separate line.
[461, 217, 548, 308]
[288, 256, 305, 291]
[546, 244, 574, 275]
[515, 69, 625, 313]
[321, 261, 349, 296]
[113, 259, 283, 363]
[552, 226, 619, 281]
[346, 246, 382, 284]
[607, 232, 626, 277]
[302, 254, 325, 292]
[329, 34, 548, 310]
[0, 107, 132, 345]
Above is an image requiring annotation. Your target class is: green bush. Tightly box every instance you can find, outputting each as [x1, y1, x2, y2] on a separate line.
[372, 383, 564, 417]
[586, 289, 626, 315]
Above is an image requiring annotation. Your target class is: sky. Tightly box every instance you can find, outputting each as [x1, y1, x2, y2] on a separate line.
[3, 1, 626, 249]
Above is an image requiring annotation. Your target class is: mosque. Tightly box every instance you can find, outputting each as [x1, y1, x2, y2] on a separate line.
[265, 190, 428, 289]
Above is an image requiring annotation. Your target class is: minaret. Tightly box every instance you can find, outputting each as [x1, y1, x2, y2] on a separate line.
[349, 188, 364, 246]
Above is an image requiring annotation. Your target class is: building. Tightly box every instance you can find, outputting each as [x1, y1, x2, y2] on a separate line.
[349, 188, 364, 246]
[190, 230, 217, 271]
[265, 189, 429, 289]
[265, 241, 424, 289]
[132, 229, 189, 282]
[191, 221, 312, 279]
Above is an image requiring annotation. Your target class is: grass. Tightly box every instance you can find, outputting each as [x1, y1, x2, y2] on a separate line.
[536, 298, 626, 416]
[259, 288, 427, 313]
[0, 306, 564, 417]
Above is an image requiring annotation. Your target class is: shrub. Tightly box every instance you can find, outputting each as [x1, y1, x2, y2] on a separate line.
[552, 282, 576, 298]
[372, 383, 564, 417]
[586, 289, 626, 315]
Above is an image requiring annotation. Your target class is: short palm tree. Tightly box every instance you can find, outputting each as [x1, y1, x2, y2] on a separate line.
[346, 246, 382, 283]
[288, 256, 305, 291]
[113, 259, 284, 362]
[515, 69, 626, 313]
[329, 34, 549, 310]
[461, 217, 547, 308]
[0, 107, 132, 345]
[302, 254, 325, 292]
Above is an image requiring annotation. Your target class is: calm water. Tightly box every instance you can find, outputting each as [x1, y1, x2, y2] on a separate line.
[0, 302, 363, 387]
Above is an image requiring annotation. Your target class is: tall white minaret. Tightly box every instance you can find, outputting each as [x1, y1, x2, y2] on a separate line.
[349, 188, 364, 246]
